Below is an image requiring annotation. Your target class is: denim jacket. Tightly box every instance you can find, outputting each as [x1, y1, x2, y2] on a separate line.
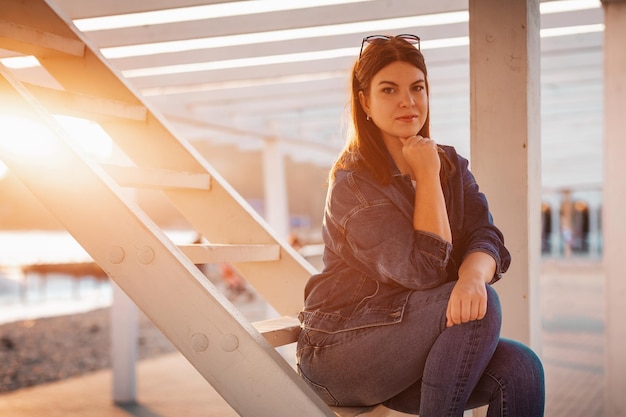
[299, 145, 511, 334]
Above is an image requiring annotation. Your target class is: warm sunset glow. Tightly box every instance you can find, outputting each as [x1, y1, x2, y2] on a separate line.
[55, 115, 113, 160]
[0, 115, 113, 179]
[0, 114, 60, 159]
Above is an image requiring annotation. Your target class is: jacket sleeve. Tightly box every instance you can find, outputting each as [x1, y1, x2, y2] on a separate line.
[457, 155, 511, 283]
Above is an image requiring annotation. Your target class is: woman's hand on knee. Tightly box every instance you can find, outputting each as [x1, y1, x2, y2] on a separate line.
[446, 251, 496, 327]
[446, 278, 488, 327]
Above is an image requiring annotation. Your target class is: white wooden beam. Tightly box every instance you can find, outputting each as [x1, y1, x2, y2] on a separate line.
[72, 0, 469, 48]
[25, 83, 147, 121]
[179, 243, 280, 264]
[602, 1, 626, 415]
[262, 138, 290, 240]
[52, 0, 231, 19]
[111, 282, 137, 405]
[0, 19, 85, 57]
[103, 164, 211, 190]
[468, 0, 542, 349]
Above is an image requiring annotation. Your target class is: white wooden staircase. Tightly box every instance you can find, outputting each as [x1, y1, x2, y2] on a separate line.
[0, 1, 338, 416]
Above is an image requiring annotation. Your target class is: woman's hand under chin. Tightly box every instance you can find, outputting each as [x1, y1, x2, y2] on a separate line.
[398, 135, 440, 181]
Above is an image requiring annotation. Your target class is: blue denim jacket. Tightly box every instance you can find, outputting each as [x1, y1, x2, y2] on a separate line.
[299, 145, 511, 334]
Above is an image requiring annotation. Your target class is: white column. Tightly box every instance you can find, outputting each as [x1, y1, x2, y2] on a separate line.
[108, 146, 138, 405]
[111, 282, 138, 404]
[602, 1, 626, 415]
[468, 0, 542, 349]
[262, 138, 295, 360]
[262, 138, 290, 322]
[262, 138, 290, 239]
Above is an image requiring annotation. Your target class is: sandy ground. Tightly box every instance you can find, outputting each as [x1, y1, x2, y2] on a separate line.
[0, 307, 175, 393]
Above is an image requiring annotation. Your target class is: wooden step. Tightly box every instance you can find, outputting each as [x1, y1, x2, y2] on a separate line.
[330, 405, 415, 416]
[103, 164, 211, 190]
[179, 243, 280, 264]
[253, 316, 301, 348]
[331, 406, 377, 417]
[25, 83, 147, 122]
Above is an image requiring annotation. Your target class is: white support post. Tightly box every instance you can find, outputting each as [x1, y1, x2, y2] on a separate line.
[107, 143, 138, 405]
[262, 137, 290, 322]
[262, 138, 290, 240]
[468, 0, 542, 351]
[111, 264, 138, 404]
[262, 137, 294, 359]
[602, 1, 626, 415]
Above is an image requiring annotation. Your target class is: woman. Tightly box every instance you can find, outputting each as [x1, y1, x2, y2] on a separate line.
[296, 34, 545, 416]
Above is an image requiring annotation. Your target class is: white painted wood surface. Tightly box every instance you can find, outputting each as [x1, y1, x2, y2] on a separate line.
[468, 2, 542, 415]
[602, 1, 626, 415]
[468, 0, 542, 350]
[111, 282, 137, 405]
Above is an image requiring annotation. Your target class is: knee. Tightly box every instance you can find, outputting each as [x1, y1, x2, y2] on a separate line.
[484, 284, 503, 328]
[478, 339, 545, 414]
[518, 341, 544, 384]
[498, 339, 545, 392]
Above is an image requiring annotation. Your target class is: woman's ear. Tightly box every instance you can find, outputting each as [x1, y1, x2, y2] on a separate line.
[358, 91, 370, 117]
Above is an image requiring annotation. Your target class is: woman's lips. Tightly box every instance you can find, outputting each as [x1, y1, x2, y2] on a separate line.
[397, 115, 418, 122]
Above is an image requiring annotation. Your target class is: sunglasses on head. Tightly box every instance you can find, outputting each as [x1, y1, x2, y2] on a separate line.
[359, 34, 421, 59]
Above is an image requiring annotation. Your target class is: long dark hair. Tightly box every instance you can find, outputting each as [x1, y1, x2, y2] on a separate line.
[331, 36, 432, 184]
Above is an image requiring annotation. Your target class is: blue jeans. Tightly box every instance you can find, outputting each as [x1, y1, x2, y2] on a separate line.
[297, 282, 545, 416]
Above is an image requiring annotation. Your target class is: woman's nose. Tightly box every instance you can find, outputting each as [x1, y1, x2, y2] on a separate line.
[400, 91, 415, 107]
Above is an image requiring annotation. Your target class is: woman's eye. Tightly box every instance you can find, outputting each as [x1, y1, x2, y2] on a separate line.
[413, 85, 424, 92]
[382, 87, 395, 94]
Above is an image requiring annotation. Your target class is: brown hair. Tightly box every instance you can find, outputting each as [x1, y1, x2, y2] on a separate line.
[331, 36, 432, 184]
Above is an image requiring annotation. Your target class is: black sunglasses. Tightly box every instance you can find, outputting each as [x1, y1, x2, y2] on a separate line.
[359, 34, 421, 58]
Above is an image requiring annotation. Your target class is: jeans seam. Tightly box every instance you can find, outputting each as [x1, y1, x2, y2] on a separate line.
[448, 319, 484, 416]
[482, 370, 506, 417]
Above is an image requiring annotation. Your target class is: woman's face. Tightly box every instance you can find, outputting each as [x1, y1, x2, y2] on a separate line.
[359, 60, 429, 143]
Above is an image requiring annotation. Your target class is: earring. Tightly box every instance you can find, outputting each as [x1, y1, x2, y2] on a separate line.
[366, 115, 371, 121]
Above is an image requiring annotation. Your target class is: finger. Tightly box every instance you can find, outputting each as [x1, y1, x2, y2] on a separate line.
[446, 299, 455, 327]
[461, 298, 472, 323]
[447, 298, 461, 327]
[477, 298, 488, 320]
[468, 299, 480, 322]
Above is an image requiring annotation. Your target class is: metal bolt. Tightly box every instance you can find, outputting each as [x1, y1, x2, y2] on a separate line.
[220, 333, 239, 352]
[190, 333, 209, 352]
[137, 246, 155, 264]
[108, 246, 125, 264]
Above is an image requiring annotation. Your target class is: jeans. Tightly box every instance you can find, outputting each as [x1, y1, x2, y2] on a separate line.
[297, 282, 545, 416]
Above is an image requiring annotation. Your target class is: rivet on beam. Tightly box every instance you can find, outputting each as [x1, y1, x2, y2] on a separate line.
[220, 333, 239, 352]
[108, 246, 125, 264]
[191, 333, 209, 352]
[137, 246, 155, 264]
